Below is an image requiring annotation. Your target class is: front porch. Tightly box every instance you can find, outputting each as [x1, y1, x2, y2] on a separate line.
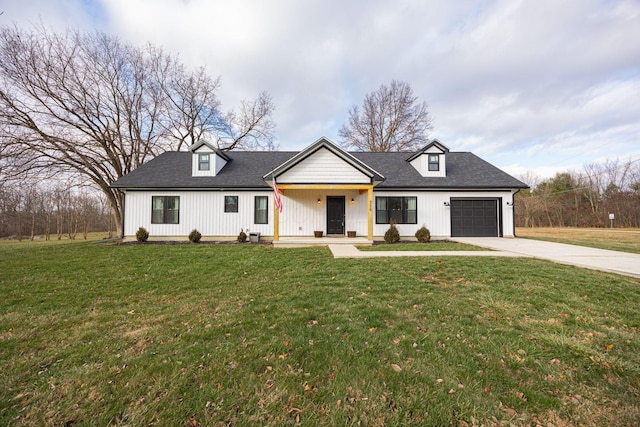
[273, 184, 375, 241]
[272, 235, 372, 248]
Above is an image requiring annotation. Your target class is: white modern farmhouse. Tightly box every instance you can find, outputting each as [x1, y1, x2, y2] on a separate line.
[110, 137, 528, 242]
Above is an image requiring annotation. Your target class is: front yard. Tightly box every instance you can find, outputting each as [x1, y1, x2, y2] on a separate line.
[1, 241, 639, 426]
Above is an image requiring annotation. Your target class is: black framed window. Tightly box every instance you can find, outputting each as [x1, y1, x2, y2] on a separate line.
[198, 153, 210, 171]
[254, 196, 268, 224]
[375, 197, 417, 224]
[428, 154, 439, 171]
[152, 196, 179, 224]
[224, 196, 238, 213]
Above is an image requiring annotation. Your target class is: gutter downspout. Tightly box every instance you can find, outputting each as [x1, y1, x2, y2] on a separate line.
[118, 189, 126, 239]
[512, 189, 521, 237]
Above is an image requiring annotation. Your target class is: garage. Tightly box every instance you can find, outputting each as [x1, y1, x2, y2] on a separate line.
[450, 199, 501, 237]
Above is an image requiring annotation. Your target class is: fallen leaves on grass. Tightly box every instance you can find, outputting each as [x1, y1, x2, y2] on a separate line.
[287, 407, 302, 424]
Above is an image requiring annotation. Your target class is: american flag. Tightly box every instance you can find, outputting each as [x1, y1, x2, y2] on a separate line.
[273, 177, 283, 213]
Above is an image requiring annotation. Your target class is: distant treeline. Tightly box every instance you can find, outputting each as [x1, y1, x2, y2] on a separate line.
[516, 158, 640, 228]
[0, 184, 114, 240]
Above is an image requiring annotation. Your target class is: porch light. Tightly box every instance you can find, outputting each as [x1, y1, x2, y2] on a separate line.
[443, 201, 450, 206]
[350, 198, 355, 204]
[317, 197, 321, 204]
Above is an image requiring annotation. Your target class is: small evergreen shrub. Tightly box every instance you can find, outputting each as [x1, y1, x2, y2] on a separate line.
[136, 227, 149, 242]
[188, 229, 202, 243]
[415, 226, 431, 243]
[238, 229, 247, 243]
[384, 220, 400, 244]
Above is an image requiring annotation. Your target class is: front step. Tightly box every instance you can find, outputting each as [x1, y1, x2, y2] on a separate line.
[273, 236, 372, 248]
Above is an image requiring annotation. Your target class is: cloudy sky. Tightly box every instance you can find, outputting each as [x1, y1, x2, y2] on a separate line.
[2, 0, 640, 180]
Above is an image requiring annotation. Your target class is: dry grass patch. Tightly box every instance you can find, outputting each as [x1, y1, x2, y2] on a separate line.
[516, 227, 640, 254]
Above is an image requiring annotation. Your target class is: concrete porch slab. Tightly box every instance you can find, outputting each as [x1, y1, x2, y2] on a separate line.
[273, 236, 372, 248]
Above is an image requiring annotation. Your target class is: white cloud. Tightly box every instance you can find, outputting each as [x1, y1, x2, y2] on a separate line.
[2, 0, 639, 176]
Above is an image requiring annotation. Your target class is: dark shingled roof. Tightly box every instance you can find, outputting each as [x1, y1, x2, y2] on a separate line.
[110, 150, 528, 190]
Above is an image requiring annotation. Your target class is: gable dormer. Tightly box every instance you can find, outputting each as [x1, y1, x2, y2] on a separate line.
[406, 139, 449, 177]
[190, 140, 230, 177]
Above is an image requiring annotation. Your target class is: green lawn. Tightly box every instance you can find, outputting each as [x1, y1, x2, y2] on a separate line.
[1, 241, 639, 426]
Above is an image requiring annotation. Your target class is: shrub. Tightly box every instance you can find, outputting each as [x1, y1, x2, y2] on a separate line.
[415, 226, 431, 243]
[238, 229, 247, 243]
[135, 227, 149, 242]
[384, 220, 400, 244]
[188, 229, 202, 243]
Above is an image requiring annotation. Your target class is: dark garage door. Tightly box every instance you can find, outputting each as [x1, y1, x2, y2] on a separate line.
[451, 199, 499, 237]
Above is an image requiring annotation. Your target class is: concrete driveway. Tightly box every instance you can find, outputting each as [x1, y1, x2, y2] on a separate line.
[451, 237, 640, 279]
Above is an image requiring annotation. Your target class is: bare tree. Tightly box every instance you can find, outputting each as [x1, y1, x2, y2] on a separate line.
[0, 26, 275, 236]
[339, 80, 433, 152]
[213, 92, 277, 151]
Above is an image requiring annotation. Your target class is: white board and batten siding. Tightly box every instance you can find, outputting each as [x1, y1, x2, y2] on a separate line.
[123, 190, 273, 239]
[124, 189, 517, 239]
[278, 148, 370, 184]
[372, 190, 517, 239]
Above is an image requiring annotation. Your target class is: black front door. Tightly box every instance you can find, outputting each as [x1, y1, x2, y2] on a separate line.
[326, 196, 345, 235]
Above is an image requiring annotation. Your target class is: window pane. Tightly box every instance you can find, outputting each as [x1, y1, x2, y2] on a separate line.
[166, 209, 179, 224]
[199, 154, 210, 171]
[376, 197, 388, 224]
[428, 154, 439, 171]
[406, 197, 417, 224]
[406, 198, 416, 210]
[152, 196, 163, 223]
[152, 196, 164, 210]
[167, 196, 179, 211]
[389, 197, 402, 223]
[390, 209, 403, 224]
[152, 210, 164, 224]
[255, 196, 268, 224]
[257, 196, 267, 210]
[152, 196, 179, 224]
[225, 196, 238, 213]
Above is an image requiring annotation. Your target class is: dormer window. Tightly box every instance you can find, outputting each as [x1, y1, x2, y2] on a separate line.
[428, 154, 439, 171]
[407, 139, 448, 177]
[190, 140, 230, 176]
[198, 154, 210, 171]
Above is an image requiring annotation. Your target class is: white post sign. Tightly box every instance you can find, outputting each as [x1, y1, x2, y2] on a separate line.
[609, 213, 615, 228]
